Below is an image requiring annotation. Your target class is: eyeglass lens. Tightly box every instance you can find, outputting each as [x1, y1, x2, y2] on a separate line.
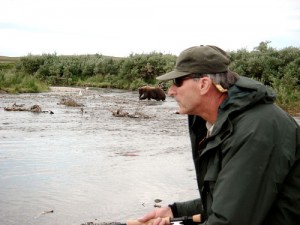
[173, 74, 203, 87]
[173, 77, 185, 87]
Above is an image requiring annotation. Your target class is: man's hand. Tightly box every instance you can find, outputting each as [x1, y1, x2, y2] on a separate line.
[138, 207, 173, 225]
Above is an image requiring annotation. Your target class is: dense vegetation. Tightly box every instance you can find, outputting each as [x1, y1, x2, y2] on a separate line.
[0, 41, 300, 114]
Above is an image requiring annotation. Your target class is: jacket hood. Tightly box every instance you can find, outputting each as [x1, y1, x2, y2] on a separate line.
[212, 76, 276, 136]
[220, 76, 276, 112]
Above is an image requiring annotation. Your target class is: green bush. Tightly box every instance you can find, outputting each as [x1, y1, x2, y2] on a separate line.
[2, 42, 300, 113]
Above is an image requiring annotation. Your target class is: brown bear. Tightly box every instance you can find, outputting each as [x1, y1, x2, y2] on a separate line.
[138, 86, 166, 101]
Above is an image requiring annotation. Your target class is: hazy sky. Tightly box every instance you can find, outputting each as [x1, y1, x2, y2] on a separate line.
[1, 0, 300, 57]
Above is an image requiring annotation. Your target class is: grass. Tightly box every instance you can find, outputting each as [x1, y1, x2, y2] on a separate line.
[0, 71, 48, 93]
[0, 56, 20, 64]
[280, 101, 300, 117]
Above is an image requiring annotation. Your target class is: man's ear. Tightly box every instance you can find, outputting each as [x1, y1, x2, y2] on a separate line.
[199, 77, 212, 94]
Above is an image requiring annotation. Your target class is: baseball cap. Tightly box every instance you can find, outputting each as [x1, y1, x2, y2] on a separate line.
[157, 45, 231, 81]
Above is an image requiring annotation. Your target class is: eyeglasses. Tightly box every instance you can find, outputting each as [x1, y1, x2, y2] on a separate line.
[172, 74, 204, 87]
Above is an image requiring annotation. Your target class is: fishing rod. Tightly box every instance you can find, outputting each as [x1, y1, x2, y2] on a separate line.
[122, 214, 201, 225]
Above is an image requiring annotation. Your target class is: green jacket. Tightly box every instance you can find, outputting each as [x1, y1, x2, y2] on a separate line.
[173, 76, 300, 225]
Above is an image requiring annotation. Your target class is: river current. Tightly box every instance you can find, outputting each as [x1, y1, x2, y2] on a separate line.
[0, 87, 299, 225]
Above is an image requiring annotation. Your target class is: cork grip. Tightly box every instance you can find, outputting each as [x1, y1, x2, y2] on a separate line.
[192, 214, 201, 223]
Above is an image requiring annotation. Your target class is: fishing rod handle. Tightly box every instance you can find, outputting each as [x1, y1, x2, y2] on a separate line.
[170, 215, 201, 223]
[191, 214, 201, 223]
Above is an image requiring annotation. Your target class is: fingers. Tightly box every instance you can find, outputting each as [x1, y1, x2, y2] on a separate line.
[152, 217, 169, 225]
[138, 207, 173, 224]
[138, 210, 157, 222]
[137, 216, 168, 225]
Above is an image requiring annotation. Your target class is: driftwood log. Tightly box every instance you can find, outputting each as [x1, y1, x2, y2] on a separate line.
[4, 103, 53, 114]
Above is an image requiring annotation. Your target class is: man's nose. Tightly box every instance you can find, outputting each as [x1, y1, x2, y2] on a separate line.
[168, 85, 176, 96]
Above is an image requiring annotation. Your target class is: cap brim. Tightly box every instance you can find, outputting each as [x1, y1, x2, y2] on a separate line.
[156, 70, 190, 81]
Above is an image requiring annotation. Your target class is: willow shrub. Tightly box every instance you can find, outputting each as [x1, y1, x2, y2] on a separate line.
[229, 42, 300, 113]
[73, 52, 176, 90]
[4, 42, 300, 113]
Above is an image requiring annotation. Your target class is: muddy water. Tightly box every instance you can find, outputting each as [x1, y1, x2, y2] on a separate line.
[1, 87, 299, 225]
[0, 87, 199, 225]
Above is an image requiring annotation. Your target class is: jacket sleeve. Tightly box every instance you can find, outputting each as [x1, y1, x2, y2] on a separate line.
[205, 108, 298, 225]
[172, 198, 203, 217]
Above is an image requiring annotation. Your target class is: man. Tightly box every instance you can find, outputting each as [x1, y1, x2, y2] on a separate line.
[139, 45, 300, 225]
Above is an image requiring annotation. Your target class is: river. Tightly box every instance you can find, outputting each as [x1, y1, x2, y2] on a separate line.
[0, 87, 299, 225]
[0, 87, 199, 225]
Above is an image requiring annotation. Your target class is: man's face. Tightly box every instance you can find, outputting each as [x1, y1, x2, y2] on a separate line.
[167, 76, 203, 115]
